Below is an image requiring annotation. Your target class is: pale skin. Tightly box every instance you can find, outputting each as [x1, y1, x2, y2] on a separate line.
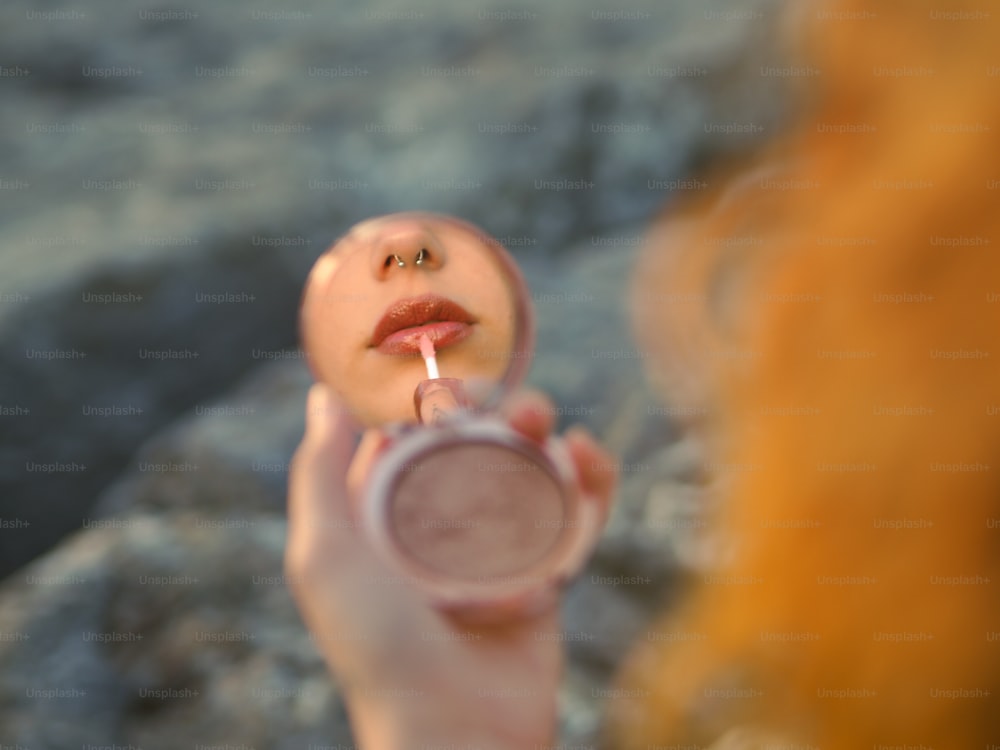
[286, 384, 618, 750]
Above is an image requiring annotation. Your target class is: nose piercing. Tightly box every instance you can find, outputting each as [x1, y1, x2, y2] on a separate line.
[390, 249, 429, 268]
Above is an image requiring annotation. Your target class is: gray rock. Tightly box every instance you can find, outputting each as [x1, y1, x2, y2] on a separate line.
[0, 527, 124, 746]
[95, 357, 312, 520]
[597, 437, 718, 579]
[527, 227, 681, 458]
[0, 513, 354, 750]
[0, 241, 319, 579]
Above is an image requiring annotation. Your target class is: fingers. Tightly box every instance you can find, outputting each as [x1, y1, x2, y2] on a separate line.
[416, 379, 466, 425]
[500, 390, 556, 444]
[287, 385, 430, 669]
[498, 389, 616, 517]
[500, 389, 617, 524]
[286, 384, 361, 578]
[345, 427, 389, 499]
[564, 424, 618, 523]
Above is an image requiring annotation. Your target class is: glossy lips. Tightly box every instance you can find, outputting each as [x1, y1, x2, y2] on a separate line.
[371, 294, 475, 355]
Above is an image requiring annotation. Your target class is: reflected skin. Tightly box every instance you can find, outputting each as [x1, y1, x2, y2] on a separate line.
[301, 212, 517, 427]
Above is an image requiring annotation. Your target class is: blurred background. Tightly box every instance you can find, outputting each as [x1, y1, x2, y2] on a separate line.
[0, 0, 794, 746]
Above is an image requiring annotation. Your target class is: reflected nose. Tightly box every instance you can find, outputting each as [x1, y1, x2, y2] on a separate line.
[367, 220, 446, 280]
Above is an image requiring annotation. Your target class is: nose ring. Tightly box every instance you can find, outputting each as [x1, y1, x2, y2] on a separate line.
[391, 248, 429, 268]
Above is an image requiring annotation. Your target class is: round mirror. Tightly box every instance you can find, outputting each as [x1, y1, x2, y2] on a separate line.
[300, 212, 534, 427]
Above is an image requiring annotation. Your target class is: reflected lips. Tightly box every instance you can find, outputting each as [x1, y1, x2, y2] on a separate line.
[371, 294, 475, 355]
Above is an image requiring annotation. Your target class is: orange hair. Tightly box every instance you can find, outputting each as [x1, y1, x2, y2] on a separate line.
[614, 1, 1000, 747]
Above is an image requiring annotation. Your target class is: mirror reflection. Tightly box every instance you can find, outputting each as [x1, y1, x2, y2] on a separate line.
[300, 212, 532, 427]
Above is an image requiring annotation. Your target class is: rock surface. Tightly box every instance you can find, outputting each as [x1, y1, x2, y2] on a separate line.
[0, 513, 354, 749]
[0, 0, 791, 746]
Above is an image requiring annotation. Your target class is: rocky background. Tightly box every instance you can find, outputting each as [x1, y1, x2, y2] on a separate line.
[0, 0, 792, 746]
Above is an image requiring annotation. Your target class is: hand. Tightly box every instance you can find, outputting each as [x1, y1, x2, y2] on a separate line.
[286, 383, 617, 750]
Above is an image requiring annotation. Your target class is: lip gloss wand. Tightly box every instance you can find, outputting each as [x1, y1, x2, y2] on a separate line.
[419, 333, 440, 379]
[414, 334, 469, 423]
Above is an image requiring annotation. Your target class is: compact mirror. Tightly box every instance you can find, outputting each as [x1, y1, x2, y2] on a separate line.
[300, 213, 599, 620]
[300, 212, 534, 427]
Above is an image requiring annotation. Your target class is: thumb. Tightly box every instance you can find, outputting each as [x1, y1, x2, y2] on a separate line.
[286, 383, 362, 574]
[564, 424, 618, 526]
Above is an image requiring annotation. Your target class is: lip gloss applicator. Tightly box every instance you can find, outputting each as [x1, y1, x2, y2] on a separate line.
[413, 334, 469, 424]
[419, 334, 440, 379]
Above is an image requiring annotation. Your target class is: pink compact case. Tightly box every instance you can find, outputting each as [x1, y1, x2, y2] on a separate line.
[362, 390, 602, 621]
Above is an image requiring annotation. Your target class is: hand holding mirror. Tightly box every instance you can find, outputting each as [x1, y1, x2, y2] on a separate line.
[300, 212, 604, 621]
